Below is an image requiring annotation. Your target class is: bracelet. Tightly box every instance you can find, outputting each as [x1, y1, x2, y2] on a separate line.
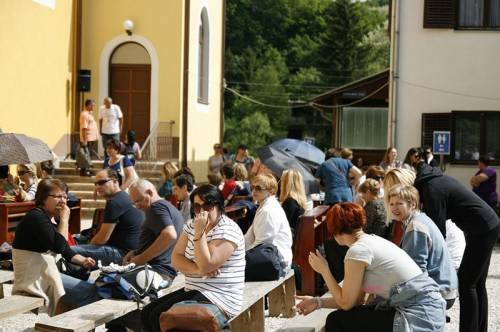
[315, 296, 322, 310]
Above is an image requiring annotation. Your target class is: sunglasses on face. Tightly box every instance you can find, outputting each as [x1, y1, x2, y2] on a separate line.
[94, 179, 112, 186]
[18, 170, 31, 176]
[374, 176, 384, 181]
[193, 202, 214, 214]
[251, 185, 266, 192]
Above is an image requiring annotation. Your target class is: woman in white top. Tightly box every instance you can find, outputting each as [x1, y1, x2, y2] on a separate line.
[15, 164, 38, 201]
[141, 184, 245, 331]
[245, 173, 293, 268]
[296, 203, 445, 331]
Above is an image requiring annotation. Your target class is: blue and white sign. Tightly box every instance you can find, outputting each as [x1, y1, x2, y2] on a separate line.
[433, 131, 450, 155]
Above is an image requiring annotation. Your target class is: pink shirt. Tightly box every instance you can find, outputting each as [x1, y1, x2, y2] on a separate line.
[80, 110, 98, 142]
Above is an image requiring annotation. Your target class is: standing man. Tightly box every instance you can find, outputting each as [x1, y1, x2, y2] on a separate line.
[80, 99, 100, 160]
[72, 169, 144, 265]
[125, 179, 185, 280]
[99, 97, 123, 157]
[231, 144, 254, 172]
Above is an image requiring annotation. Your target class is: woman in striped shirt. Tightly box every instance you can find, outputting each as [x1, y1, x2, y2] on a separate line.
[141, 184, 246, 331]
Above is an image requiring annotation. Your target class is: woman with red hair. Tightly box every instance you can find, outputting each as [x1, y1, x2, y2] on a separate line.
[296, 203, 446, 331]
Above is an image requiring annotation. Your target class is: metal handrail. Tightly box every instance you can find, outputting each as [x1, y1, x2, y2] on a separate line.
[138, 121, 177, 170]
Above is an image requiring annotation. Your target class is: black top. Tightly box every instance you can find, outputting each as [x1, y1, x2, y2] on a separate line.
[281, 197, 304, 231]
[414, 163, 499, 237]
[137, 199, 184, 277]
[13, 207, 76, 261]
[103, 191, 145, 251]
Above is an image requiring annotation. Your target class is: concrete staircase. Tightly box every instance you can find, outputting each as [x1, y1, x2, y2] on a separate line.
[57, 160, 165, 223]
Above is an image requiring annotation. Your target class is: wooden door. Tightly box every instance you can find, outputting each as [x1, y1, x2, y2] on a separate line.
[109, 64, 151, 145]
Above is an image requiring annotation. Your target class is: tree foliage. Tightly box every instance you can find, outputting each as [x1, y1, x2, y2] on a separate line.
[224, 0, 390, 152]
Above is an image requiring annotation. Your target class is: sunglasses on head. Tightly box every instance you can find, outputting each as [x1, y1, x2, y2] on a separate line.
[193, 202, 214, 214]
[94, 179, 112, 186]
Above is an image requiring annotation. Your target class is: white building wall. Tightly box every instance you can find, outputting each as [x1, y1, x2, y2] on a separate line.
[394, 0, 500, 190]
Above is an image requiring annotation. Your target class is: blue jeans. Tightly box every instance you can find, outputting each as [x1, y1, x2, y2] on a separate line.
[72, 244, 126, 266]
[60, 273, 102, 308]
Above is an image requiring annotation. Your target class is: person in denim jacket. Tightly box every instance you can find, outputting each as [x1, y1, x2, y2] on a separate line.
[388, 184, 458, 309]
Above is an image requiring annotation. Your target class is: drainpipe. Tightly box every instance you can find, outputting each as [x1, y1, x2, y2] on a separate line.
[181, 0, 191, 167]
[388, 0, 400, 147]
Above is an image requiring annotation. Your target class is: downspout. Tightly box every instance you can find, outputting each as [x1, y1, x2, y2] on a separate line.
[388, 0, 400, 146]
[219, 0, 226, 144]
[181, 0, 191, 167]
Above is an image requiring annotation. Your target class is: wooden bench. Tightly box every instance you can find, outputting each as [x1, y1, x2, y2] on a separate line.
[0, 294, 44, 320]
[34, 273, 186, 332]
[0, 269, 14, 299]
[0, 200, 82, 244]
[293, 205, 330, 295]
[229, 270, 296, 331]
[277, 292, 334, 332]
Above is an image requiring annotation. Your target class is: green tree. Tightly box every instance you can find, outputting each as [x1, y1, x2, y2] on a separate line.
[223, 112, 273, 154]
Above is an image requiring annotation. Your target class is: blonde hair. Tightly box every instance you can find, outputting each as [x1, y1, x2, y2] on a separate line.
[234, 163, 248, 181]
[340, 148, 353, 160]
[161, 161, 178, 181]
[383, 168, 415, 223]
[387, 184, 420, 210]
[358, 178, 380, 196]
[382, 147, 397, 164]
[251, 173, 278, 195]
[18, 164, 38, 179]
[279, 169, 307, 210]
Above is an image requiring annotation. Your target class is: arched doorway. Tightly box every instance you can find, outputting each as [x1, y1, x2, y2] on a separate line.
[109, 42, 151, 144]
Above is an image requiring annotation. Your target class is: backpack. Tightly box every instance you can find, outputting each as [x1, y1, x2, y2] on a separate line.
[123, 143, 136, 163]
[95, 265, 169, 304]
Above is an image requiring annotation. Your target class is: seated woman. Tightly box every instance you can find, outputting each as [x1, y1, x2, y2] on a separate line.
[246, 174, 293, 269]
[233, 163, 251, 196]
[120, 130, 142, 165]
[12, 179, 100, 313]
[0, 165, 16, 201]
[279, 169, 307, 233]
[158, 161, 178, 199]
[357, 179, 388, 239]
[103, 139, 137, 191]
[296, 203, 446, 331]
[140, 184, 245, 331]
[387, 184, 458, 308]
[15, 163, 39, 201]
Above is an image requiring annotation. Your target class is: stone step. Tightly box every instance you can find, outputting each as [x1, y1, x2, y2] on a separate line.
[72, 190, 96, 199]
[82, 199, 106, 209]
[55, 167, 161, 178]
[68, 183, 95, 191]
[82, 207, 96, 220]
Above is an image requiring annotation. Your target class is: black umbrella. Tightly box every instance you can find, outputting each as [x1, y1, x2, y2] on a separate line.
[0, 133, 53, 166]
[256, 146, 319, 194]
[269, 138, 325, 168]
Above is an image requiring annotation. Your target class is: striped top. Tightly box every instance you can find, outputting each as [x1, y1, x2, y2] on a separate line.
[183, 214, 245, 317]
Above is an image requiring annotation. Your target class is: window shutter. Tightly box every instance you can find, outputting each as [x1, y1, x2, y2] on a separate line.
[423, 0, 455, 28]
[421, 112, 451, 161]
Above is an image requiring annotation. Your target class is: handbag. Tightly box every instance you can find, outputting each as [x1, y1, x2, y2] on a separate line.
[76, 145, 91, 169]
[245, 243, 285, 281]
[159, 300, 227, 332]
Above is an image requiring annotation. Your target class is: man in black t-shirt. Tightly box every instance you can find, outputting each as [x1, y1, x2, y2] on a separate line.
[72, 169, 144, 265]
[124, 179, 184, 279]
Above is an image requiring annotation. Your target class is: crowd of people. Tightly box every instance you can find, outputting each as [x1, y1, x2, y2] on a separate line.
[2, 138, 499, 332]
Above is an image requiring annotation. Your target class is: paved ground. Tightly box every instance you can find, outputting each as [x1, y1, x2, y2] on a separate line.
[2, 245, 500, 331]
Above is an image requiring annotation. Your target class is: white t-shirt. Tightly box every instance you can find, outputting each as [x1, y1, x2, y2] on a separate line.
[99, 104, 123, 134]
[245, 195, 293, 268]
[346, 234, 422, 299]
[184, 215, 246, 317]
[445, 219, 465, 270]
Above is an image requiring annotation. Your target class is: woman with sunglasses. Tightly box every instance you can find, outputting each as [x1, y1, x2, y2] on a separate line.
[15, 164, 39, 201]
[246, 174, 293, 270]
[13, 179, 100, 314]
[141, 184, 245, 331]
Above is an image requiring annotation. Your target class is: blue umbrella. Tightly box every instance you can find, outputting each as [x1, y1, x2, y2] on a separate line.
[269, 138, 325, 169]
[256, 146, 319, 195]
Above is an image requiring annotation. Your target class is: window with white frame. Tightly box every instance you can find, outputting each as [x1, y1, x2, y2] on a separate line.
[198, 7, 210, 104]
[341, 107, 388, 149]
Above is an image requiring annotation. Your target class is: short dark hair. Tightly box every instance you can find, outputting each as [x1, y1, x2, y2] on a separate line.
[84, 99, 94, 107]
[174, 167, 196, 184]
[35, 179, 68, 206]
[104, 168, 120, 181]
[106, 139, 121, 151]
[41, 161, 55, 177]
[479, 155, 490, 166]
[191, 184, 225, 213]
[221, 163, 235, 179]
[237, 144, 248, 151]
[174, 174, 194, 192]
[126, 130, 136, 145]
